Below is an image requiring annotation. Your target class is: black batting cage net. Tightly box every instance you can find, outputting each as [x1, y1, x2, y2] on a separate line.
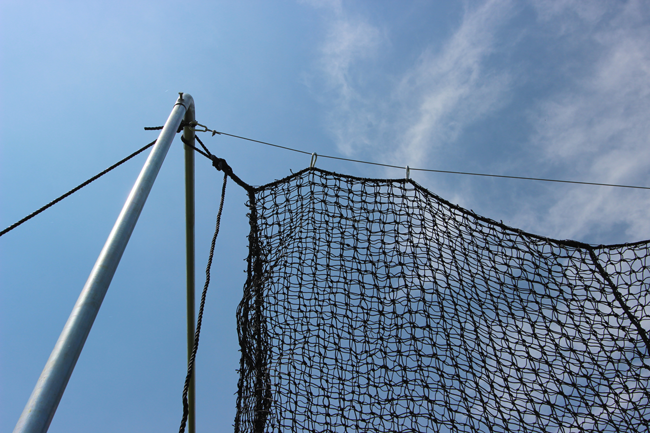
[234, 168, 650, 433]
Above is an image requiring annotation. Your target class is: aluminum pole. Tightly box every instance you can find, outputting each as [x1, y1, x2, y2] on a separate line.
[14, 93, 196, 433]
[182, 100, 197, 433]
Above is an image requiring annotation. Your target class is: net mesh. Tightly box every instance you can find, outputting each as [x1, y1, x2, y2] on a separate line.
[234, 168, 650, 433]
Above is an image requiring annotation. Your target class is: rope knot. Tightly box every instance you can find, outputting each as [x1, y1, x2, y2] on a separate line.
[210, 155, 231, 174]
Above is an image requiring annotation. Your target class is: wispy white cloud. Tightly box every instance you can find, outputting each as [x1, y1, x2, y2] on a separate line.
[301, 0, 650, 244]
[307, 0, 514, 161]
[530, 0, 612, 29]
[523, 0, 650, 240]
[306, 0, 650, 243]
[393, 0, 514, 166]
[303, 1, 385, 155]
[298, 0, 342, 14]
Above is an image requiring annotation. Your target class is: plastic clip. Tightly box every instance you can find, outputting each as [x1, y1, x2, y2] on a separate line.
[190, 122, 210, 133]
[406, 166, 410, 180]
[188, 121, 221, 136]
[310, 153, 318, 168]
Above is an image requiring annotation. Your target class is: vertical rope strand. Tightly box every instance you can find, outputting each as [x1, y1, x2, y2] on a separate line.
[178, 173, 228, 433]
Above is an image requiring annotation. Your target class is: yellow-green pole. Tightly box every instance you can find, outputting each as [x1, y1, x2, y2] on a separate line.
[182, 96, 196, 433]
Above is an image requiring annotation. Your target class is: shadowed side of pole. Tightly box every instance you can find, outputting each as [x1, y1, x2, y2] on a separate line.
[182, 98, 197, 433]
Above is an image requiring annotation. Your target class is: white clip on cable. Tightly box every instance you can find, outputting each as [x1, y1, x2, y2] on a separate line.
[310, 153, 318, 168]
[188, 121, 222, 136]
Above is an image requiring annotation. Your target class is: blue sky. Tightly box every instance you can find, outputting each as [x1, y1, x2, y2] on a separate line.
[1, 0, 649, 431]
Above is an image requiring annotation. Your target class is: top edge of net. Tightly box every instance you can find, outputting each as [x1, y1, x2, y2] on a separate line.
[251, 167, 650, 250]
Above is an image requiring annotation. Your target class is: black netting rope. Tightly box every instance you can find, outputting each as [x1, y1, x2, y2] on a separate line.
[588, 248, 650, 356]
[0, 140, 157, 238]
[178, 172, 229, 433]
[182, 135, 254, 194]
[234, 167, 650, 433]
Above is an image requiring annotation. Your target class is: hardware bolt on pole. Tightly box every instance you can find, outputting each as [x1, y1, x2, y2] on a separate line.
[14, 93, 195, 433]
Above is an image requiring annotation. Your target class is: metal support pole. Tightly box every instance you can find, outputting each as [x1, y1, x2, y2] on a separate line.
[14, 93, 195, 433]
[182, 100, 197, 433]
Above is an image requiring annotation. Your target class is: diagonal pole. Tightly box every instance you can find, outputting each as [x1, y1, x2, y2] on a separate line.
[14, 93, 195, 433]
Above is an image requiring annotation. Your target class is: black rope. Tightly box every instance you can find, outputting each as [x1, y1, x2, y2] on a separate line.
[588, 248, 650, 356]
[0, 140, 157, 238]
[178, 172, 228, 433]
[144, 122, 188, 134]
[194, 135, 213, 158]
[181, 135, 213, 160]
[181, 136, 211, 159]
[181, 135, 254, 193]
